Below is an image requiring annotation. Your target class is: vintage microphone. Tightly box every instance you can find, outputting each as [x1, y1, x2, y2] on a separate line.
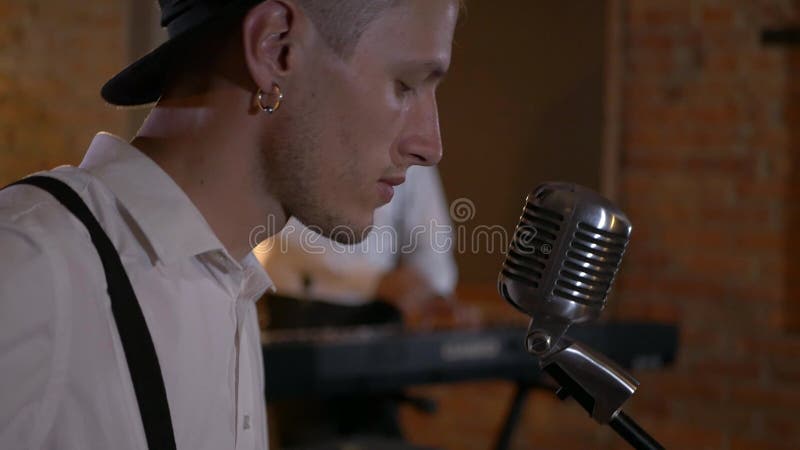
[498, 182, 663, 450]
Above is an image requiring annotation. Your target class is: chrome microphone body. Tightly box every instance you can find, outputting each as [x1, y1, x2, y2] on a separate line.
[496, 183, 663, 449]
[498, 182, 632, 354]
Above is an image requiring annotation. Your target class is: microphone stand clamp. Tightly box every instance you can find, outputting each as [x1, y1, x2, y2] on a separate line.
[525, 319, 664, 449]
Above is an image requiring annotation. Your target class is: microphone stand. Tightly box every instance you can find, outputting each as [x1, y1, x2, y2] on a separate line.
[526, 320, 664, 450]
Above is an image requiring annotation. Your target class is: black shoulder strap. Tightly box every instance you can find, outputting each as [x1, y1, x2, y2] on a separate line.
[8, 175, 177, 450]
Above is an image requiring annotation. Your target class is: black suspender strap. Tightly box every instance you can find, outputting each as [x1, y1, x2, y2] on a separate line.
[8, 175, 177, 450]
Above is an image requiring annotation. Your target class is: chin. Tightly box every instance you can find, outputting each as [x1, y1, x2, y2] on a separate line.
[330, 209, 376, 244]
[293, 202, 375, 245]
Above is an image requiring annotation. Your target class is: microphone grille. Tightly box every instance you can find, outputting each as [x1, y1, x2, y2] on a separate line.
[555, 221, 628, 307]
[501, 200, 564, 288]
[499, 183, 632, 322]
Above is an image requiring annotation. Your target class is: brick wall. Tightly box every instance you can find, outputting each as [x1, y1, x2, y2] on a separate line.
[403, 1, 800, 449]
[614, 1, 800, 449]
[786, 15, 800, 333]
[0, 0, 127, 185]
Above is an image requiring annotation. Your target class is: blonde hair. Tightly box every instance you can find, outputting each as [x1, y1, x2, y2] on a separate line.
[296, 0, 464, 58]
[294, 0, 400, 57]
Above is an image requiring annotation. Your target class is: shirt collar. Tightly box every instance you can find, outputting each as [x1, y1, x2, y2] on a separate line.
[242, 252, 276, 301]
[79, 132, 227, 265]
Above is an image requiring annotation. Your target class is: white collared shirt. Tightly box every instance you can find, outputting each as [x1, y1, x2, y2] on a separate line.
[0, 133, 272, 450]
[257, 166, 457, 305]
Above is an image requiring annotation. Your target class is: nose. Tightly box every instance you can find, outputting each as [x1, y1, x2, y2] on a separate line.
[396, 90, 443, 167]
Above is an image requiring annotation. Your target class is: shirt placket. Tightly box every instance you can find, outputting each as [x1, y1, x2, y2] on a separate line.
[233, 270, 256, 450]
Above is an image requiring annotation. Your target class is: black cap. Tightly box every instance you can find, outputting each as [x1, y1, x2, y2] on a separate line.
[101, 0, 261, 106]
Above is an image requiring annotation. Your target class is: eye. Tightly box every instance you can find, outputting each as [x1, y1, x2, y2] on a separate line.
[395, 80, 414, 97]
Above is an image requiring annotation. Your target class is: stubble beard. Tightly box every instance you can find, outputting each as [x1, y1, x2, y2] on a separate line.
[259, 112, 373, 245]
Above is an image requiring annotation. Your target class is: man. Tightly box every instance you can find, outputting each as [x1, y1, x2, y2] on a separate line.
[0, 1, 459, 449]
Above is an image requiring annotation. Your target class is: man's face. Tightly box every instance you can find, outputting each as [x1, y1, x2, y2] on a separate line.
[264, 0, 458, 243]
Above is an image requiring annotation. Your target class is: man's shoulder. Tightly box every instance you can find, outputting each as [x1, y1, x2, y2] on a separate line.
[0, 166, 93, 234]
[0, 168, 97, 450]
[0, 167, 99, 277]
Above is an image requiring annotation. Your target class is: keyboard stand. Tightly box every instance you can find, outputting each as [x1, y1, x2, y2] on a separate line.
[493, 380, 533, 450]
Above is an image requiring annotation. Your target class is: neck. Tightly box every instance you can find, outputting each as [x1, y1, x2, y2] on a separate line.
[131, 93, 287, 261]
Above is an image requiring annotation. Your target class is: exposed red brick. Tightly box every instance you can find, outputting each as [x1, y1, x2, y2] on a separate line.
[612, 299, 682, 323]
[731, 436, 799, 450]
[673, 402, 755, 434]
[692, 358, 763, 380]
[0, 1, 127, 185]
[615, 6, 800, 442]
[736, 336, 800, 359]
[617, 272, 730, 302]
[701, 6, 737, 26]
[640, 421, 725, 449]
[762, 413, 800, 443]
[730, 384, 800, 410]
[629, 4, 692, 29]
[636, 373, 727, 403]
[769, 358, 800, 384]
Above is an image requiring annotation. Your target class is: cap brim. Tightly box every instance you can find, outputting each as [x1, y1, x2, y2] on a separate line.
[101, 26, 202, 107]
[101, 0, 258, 107]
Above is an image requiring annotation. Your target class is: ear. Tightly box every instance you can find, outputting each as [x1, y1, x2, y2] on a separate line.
[242, 0, 299, 90]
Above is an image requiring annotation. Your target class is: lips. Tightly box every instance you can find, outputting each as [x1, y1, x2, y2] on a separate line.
[379, 176, 406, 187]
[377, 176, 406, 204]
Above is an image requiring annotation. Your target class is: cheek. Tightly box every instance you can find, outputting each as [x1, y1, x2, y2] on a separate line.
[328, 87, 401, 168]
[348, 85, 406, 165]
[339, 62, 404, 133]
[308, 64, 405, 199]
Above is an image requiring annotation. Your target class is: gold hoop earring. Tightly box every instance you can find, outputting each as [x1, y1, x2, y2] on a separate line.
[256, 84, 283, 114]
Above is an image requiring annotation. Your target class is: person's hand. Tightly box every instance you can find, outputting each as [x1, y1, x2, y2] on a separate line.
[375, 266, 482, 329]
[375, 265, 438, 320]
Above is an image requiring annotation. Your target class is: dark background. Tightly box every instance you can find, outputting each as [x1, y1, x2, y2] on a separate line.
[437, 0, 606, 283]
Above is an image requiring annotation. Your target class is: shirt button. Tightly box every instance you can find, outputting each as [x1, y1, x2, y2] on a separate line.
[243, 414, 251, 430]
